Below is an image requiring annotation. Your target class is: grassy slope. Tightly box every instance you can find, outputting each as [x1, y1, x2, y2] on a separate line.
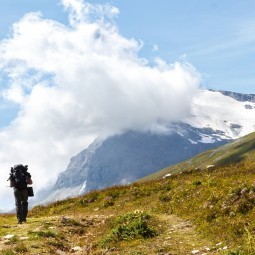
[1, 161, 255, 254]
[0, 132, 255, 254]
[141, 131, 255, 181]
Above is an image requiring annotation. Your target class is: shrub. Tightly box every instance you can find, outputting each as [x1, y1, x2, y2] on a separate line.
[193, 180, 202, 186]
[221, 185, 255, 215]
[158, 194, 171, 202]
[28, 230, 58, 239]
[130, 186, 151, 198]
[14, 243, 29, 253]
[227, 251, 244, 255]
[79, 192, 99, 206]
[160, 181, 172, 192]
[106, 189, 125, 199]
[61, 217, 83, 227]
[8, 235, 19, 244]
[102, 196, 115, 207]
[230, 222, 246, 238]
[0, 250, 15, 255]
[101, 211, 157, 246]
[47, 240, 69, 251]
[205, 211, 217, 222]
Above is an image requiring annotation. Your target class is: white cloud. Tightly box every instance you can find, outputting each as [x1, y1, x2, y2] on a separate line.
[62, 0, 119, 26]
[0, 0, 200, 210]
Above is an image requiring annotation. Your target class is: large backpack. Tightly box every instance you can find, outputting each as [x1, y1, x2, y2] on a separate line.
[11, 164, 28, 189]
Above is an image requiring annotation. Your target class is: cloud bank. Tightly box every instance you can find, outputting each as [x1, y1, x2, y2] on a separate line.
[0, 0, 200, 210]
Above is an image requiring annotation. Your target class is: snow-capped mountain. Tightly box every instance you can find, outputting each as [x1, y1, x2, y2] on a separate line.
[33, 90, 255, 205]
[185, 90, 255, 139]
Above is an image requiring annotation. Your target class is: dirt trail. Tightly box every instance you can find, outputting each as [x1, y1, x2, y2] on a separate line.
[114, 213, 226, 255]
[0, 214, 227, 255]
[155, 214, 224, 255]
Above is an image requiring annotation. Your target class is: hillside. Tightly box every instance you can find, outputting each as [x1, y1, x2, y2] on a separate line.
[1, 151, 255, 254]
[141, 131, 255, 181]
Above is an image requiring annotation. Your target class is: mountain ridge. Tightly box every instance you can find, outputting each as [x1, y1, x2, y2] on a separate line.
[214, 89, 255, 102]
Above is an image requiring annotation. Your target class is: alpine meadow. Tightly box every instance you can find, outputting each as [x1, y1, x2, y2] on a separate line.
[0, 132, 255, 254]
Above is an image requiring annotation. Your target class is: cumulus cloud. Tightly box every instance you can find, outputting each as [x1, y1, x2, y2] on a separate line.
[0, 0, 200, 210]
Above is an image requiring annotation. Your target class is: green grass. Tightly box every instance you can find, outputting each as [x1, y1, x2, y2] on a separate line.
[100, 211, 157, 247]
[1, 162, 255, 254]
[24, 159, 255, 254]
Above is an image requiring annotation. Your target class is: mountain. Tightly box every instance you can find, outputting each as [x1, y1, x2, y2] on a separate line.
[141, 131, 255, 181]
[33, 90, 255, 205]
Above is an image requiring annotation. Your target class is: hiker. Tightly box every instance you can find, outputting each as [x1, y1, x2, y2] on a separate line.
[9, 164, 33, 224]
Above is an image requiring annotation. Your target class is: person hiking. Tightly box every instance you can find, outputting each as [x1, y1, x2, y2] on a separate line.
[9, 164, 33, 224]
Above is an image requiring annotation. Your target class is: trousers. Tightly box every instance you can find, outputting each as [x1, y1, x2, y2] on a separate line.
[14, 188, 28, 222]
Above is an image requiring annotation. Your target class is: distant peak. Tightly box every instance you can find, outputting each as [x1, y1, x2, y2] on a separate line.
[209, 89, 255, 103]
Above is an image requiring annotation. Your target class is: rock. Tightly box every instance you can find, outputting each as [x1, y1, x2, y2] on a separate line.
[61, 216, 71, 225]
[71, 246, 82, 253]
[191, 250, 200, 254]
[20, 236, 29, 240]
[4, 234, 15, 239]
[163, 173, 172, 179]
[206, 165, 215, 170]
[2, 225, 11, 228]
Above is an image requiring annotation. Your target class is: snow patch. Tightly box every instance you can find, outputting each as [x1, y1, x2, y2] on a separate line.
[177, 131, 184, 137]
[199, 134, 215, 144]
[184, 90, 255, 139]
[79, 181, 87, 194]
[188, 139, 198, 144]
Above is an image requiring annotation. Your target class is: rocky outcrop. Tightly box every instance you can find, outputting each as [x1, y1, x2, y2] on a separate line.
[215, 90, 255, 102]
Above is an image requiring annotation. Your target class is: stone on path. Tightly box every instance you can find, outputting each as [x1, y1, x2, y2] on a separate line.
[191, 250, 200, 254]
[71, 246, 82, 252]
[20, 236, 29, 240]
[4, 234, 15, 239]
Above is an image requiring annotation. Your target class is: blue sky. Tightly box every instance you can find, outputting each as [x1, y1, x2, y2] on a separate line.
[99, 0, 255, 93]
[0, 0, 254, 94]
[0, 0, 254, 128]
[0, 0, 254, 210]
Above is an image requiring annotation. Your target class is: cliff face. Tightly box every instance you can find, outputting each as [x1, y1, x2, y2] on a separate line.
[51, 124, 231, 197]
[55, 138, 103, 190]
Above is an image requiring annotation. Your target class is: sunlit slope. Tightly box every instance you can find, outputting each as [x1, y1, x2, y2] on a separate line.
[142, 131, 255, 181]
[1, 156, 255, 254]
